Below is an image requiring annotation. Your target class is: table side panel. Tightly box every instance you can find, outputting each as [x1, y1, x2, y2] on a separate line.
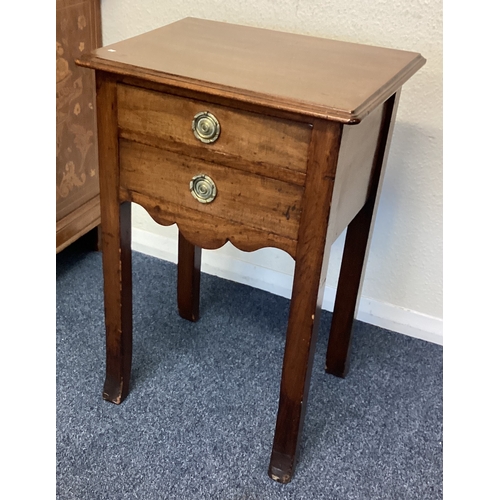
[327, 103, 386, 245]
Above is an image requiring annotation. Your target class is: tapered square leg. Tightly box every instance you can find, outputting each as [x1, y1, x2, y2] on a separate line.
[325, 201, 374, 378]
[268, 250, 330, 483]
[95, 72, 133, 405]
[101, 202, 132, 404]
[325, 91, 401, 378]
[177, 231, 201, 322]
[269, 120, 342, 483]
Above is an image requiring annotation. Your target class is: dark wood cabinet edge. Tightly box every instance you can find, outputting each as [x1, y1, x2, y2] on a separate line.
[56, 195, 101, 253]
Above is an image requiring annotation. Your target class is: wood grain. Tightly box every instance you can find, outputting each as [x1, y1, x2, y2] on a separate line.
[76, 17, 425, 123]
[117, 84, 311, 179]
[119, 139, 304, 241]
[117, 74, 319, 126]
[122, 189, 298, 258]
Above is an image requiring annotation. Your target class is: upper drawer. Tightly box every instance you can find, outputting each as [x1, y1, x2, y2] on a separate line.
[116, 84, 311, 181]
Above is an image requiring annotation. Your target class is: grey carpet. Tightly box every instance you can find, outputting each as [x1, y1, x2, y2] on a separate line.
[56, 240, 443, 500]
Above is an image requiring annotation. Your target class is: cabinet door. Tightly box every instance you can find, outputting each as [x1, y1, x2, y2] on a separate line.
[56, 0, 101, 251]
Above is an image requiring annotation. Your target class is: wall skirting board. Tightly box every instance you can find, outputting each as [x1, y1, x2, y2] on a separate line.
[132, 228, 443, 346]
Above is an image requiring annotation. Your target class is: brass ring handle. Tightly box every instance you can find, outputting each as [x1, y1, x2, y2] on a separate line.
[192, 111, 220, 143]
[190, 174, 217, 204]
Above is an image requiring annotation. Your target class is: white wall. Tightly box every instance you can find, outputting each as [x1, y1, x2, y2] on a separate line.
[100, 0, 443, 343]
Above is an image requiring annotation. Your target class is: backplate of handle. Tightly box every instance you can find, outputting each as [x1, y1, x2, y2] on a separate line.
[192, 111, 221, 144]
[190, 174, 217, 203]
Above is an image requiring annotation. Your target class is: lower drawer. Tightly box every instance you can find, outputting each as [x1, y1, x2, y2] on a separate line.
[119, 140, 304, 241]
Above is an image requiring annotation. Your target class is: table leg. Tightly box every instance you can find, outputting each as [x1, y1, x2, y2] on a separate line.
[324, 200, 374, 377]
[177, 231, 201, 322]
[96, 72, 133, 405]
[268, 248, 330, 483]
[325, 91, 401, 378]
[268, 119, 342, 483]
[101, 201, 133, 404]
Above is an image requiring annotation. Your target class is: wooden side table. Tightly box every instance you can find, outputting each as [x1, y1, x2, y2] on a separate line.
[77, 18, 425, 483]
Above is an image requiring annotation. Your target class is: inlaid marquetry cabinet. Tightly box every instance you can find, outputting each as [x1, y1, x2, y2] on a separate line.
[56, 0, 102, 252]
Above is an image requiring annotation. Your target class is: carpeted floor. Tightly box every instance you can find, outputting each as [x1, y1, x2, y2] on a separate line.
[56, 241, 442, 500]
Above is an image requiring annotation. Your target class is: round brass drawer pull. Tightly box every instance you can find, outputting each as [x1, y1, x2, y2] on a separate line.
[190, 174, 217, 204]
[192, 111, 220, 143]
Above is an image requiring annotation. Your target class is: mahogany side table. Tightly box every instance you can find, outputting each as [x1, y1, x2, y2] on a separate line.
[77, 17, 425, 484]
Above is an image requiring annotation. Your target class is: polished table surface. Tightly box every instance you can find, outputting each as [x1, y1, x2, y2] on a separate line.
[77, 17, 425, 483]
[79, 17, 424, 123]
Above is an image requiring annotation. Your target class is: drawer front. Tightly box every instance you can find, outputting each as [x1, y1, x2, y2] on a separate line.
[117, 84, 311, 179]
[119, 139, 303, 241]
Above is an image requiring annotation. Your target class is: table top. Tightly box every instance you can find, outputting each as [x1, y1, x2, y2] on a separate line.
[77, 17, 425, 123]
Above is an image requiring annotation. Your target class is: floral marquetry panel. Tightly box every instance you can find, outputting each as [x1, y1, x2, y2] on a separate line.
[56, 0, 102, 251]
